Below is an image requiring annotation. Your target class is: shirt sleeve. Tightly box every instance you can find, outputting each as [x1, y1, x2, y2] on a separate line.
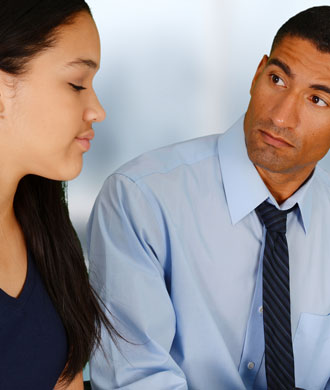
[87, 173, 188, 390]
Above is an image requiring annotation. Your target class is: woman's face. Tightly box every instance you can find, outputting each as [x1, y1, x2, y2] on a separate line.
[1, 12, 105, 181]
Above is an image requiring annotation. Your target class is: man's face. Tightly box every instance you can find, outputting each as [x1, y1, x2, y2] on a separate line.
[244, 36, 330, 176]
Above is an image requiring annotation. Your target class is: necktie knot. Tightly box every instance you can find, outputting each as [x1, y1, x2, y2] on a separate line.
[256, 201, 296, 234]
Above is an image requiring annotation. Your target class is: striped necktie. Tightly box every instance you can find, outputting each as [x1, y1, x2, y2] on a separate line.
[256, 201, 297, 389]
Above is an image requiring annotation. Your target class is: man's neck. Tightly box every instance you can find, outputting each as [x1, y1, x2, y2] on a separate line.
[255, 165, 315, 205]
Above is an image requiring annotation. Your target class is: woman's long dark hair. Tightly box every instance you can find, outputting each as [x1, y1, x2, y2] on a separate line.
[1, 0, 118, 385]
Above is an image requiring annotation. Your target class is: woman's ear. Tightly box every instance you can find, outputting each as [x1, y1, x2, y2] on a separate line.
[0, 70, 19, 118]
[0, 96, 4, 117]
[0, 78, 5, 115]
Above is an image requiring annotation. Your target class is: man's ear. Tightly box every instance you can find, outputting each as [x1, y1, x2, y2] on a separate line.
[250, 55, 268, 94]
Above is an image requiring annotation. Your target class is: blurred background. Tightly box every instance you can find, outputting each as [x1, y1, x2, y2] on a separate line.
[68, 0, 330, 255]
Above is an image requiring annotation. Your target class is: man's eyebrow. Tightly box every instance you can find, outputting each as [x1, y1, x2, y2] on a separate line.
[65, 58, 98, 70]
[266, 58, 293, 78]
[266, 59, 330, 94]
[310, 84, 330, 95]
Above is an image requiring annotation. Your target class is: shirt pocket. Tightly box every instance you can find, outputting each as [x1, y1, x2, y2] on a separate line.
[293, 312, 330, 389]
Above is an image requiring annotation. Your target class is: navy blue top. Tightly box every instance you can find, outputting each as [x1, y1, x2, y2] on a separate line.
[0, 251, 68, 390]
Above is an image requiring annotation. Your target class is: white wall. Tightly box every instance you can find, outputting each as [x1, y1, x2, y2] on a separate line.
[68, 0, 330, 253]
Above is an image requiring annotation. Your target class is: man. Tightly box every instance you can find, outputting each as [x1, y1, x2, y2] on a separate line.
[88, 6, 330, 389]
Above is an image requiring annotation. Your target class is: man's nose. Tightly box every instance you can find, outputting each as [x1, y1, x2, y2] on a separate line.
[269, 91, 300, 130]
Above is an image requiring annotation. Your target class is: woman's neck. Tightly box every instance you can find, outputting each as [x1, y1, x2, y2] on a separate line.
[0, 170, 22, 239]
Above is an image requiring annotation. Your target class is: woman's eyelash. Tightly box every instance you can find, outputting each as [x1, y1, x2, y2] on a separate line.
[69, 83, 86, 91]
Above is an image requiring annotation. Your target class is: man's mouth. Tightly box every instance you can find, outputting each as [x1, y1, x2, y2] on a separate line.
[259, 130, 293, 148]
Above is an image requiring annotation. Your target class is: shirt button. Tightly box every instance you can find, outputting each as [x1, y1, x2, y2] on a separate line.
[258, 306, 263, 314]
[247, 362, 255, 370]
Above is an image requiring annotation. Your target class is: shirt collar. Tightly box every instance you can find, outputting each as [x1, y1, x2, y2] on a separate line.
[218, 114, 315, 234]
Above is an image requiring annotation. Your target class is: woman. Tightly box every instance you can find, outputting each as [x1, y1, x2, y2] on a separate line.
[0, 1, 116, 389]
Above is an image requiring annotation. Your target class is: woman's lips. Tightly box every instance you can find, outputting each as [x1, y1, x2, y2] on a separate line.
[259, 130, 293, 148]
[75, 129, 94, 152]
[75, 137, 91, 151]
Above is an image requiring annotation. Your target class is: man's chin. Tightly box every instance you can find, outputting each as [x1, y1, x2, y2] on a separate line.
[251, 155, 296, 175]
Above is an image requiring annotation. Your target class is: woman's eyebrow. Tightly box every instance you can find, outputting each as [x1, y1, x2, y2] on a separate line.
[65, 58, 98, 70]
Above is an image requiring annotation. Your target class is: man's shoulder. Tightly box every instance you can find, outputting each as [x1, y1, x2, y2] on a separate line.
[113, 133, 221, 182]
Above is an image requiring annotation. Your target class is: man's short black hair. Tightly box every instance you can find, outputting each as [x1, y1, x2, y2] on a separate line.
[271, 6, 330, 53]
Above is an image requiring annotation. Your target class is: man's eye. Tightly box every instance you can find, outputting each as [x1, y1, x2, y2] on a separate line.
[271, 74, 285, 86]
[311, 95, 327, 107]
[69, 83, 86, 92]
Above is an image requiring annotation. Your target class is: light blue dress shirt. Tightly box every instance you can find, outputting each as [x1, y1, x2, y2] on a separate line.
[88, 116, 330, 389]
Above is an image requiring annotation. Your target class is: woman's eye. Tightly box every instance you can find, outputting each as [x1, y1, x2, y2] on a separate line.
[311, 95, 327, 107]
[271, 74, 285, 86]
[69, 83, 86, 92]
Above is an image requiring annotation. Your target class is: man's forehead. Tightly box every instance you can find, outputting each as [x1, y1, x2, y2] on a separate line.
[267, 36, 330, 79]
